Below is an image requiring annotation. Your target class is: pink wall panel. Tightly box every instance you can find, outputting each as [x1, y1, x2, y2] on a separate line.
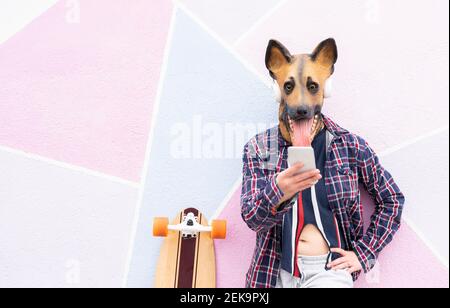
[216, 188, 255, 288]
[0, 0, 173, 181]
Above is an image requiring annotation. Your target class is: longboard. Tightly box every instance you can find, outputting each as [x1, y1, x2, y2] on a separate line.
[153, 208, 226, 288]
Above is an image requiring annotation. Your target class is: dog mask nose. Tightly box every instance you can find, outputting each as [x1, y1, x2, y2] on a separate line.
[286, 105, 316, 120]
[296, 106, 311, 118]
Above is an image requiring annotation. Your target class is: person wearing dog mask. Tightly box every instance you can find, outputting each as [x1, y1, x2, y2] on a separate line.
[240, 38, 405, 288]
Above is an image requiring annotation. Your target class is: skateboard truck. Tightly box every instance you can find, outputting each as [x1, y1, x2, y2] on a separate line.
[153, 212, 227, 239]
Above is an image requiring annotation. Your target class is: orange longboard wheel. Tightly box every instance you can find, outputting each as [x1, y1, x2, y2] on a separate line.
[211, 220, 227, 239]
[153, 217, 169, 237]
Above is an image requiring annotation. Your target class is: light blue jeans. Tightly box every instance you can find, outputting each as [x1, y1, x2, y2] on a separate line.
[276, 254, 354, 288]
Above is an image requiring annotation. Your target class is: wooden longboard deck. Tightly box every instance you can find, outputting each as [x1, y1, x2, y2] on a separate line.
[154, 208, 216, 288]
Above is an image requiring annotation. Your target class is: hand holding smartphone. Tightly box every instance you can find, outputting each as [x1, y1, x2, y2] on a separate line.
[275, 147, 321, 205]
[287, 147, 317, 174]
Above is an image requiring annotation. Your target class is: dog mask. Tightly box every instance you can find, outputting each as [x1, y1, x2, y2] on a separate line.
[265, 38, 338, 145]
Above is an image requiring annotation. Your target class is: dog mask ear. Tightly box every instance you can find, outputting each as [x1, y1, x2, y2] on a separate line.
[265, 40, 292, 78]
[311, 38, 338, 74]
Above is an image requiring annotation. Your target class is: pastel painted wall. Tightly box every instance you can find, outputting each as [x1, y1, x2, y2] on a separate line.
[0, 0, 448, 288]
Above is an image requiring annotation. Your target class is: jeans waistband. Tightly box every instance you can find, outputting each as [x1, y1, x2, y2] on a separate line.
[298, 254, 329, 265]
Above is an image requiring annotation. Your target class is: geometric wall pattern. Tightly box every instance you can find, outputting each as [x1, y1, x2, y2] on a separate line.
[0, 0, 448, 288]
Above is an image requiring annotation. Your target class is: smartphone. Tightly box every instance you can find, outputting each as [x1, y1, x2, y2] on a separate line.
[287, 147, 316, 173]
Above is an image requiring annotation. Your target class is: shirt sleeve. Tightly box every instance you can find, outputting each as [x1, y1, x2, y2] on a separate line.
[353, 137, 406, 273]
[240, 142, 295, 233]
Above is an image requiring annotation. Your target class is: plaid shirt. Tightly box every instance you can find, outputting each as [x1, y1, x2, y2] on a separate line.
[240, 115, 405, 288]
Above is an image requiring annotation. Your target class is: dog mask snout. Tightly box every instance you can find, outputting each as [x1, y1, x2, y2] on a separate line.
[287, 105, 315, 121]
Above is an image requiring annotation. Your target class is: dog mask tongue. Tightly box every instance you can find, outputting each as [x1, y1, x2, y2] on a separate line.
[291, 118, 314, 146]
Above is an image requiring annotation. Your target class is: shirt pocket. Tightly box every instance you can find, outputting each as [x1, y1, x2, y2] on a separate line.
[336, 166, 360, 203]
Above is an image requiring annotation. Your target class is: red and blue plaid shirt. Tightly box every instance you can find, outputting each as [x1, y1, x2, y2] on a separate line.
[240, 114, 405, 288]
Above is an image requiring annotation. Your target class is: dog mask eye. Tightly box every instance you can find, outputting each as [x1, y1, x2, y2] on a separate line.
[307, 77, 319, 94]
[284, 80, 295, 95]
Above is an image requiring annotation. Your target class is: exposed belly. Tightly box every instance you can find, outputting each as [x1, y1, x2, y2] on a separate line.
[297, 224, 329, 256]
